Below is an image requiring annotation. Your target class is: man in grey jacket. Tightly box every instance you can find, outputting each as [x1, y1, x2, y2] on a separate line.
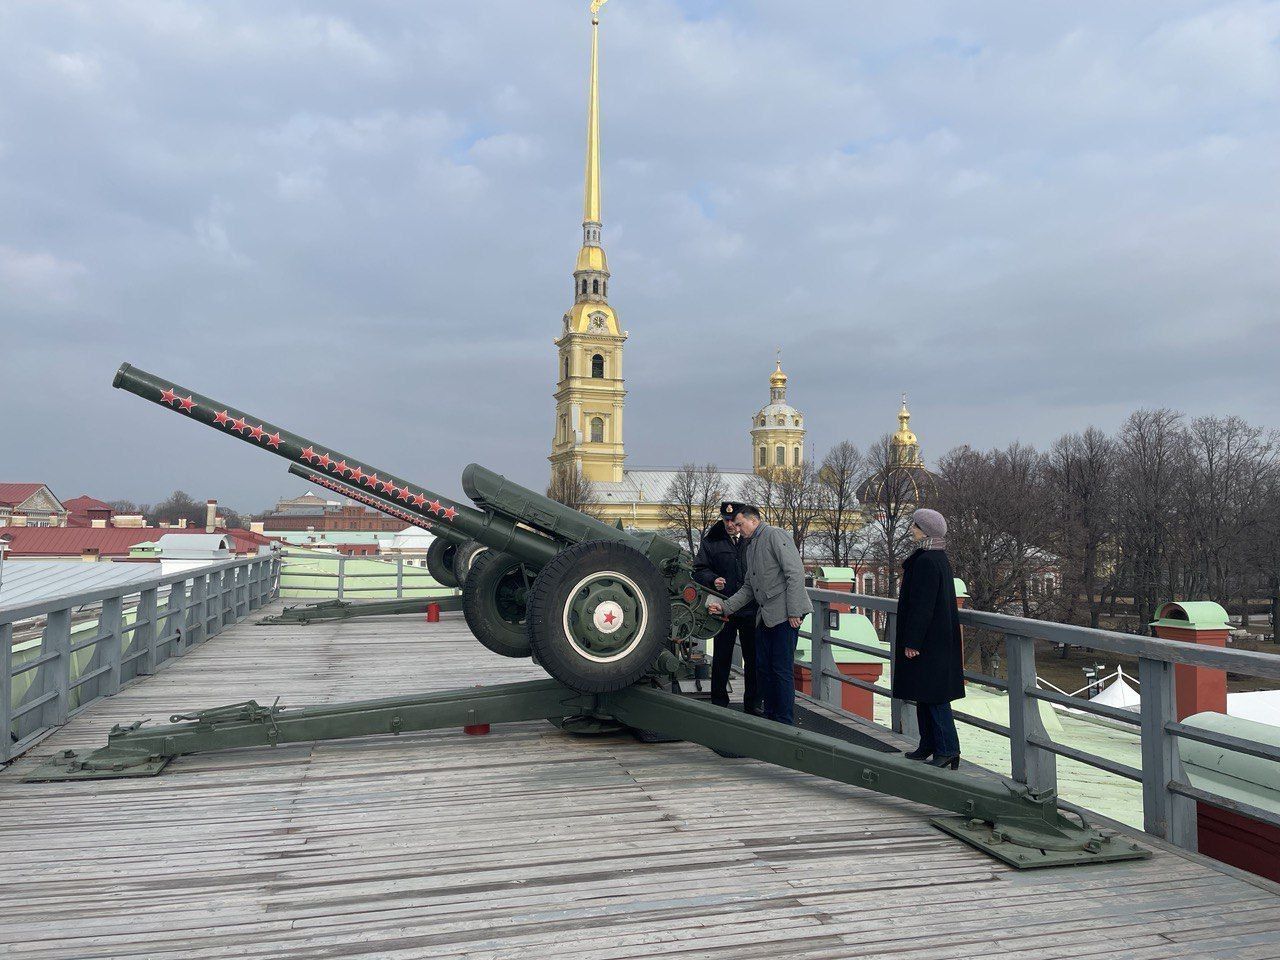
[707, 505, 809, 724]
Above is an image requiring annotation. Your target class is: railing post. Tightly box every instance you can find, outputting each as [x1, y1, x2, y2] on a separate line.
[886, 612, 918, 739]
[809, 597, 839, 709]
[396, 558, 404, 600]
[187, 576, 205, 650]
[99, 594, 124, 698]
[337, 556, 346, 602]
[248, 560, 262, 611]
[136, 586, 158, 676]
[162, 580, 185, 669]
[1005, 633, 1057, 793]
[1139, 656, 1198, 850]
[1, 621, 13, 763]
[44, 608, 72, 727]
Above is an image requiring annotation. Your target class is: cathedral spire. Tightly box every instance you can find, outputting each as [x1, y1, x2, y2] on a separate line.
[576, 0, 608, 275]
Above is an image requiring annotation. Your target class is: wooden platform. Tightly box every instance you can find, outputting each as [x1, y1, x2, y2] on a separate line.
[4, 607, 1280, 960]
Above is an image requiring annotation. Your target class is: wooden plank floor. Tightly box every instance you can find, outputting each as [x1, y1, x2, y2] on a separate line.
[3, 607, 1280, 960]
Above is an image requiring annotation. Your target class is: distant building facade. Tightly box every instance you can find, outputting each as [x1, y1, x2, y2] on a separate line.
[0, 484, 68, 527]
[260, 493, 405, 534]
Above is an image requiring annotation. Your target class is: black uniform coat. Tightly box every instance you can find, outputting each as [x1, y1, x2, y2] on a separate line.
[693, 520, 757, 621]
[891, 548, 965, 704]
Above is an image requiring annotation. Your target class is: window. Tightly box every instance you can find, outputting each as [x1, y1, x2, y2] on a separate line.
[592, 278, 600, 295]
[562, 356, 569, 380]
[590, 417, 605, 443]
[863, 576, 874, 594]
[580, 279, 588, 296]
[591, 354, 605, 378]
[759, 446, 767, 466]
[758, 417, 765, 427]
[560, 416, 568, 441]
[775, 446, 785, 466]
[793, 447, 801, 465]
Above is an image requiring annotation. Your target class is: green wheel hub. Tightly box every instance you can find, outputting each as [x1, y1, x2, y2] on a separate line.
[563, 571, 647, 663]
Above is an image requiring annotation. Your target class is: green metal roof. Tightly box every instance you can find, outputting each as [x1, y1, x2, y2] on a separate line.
[954, 578, 969, 598]
[796, 612, 886, 664]
[1151, 600, 1230, 630]
[814, 567, 856, 581]
[1181, 711, 1280, 815]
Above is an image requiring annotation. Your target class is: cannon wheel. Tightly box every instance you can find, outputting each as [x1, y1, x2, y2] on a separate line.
[462, 551, 534, 658]
[526, 541, 670, 693]
[452, 540, 489, 585]
[426, 537, 460, 590]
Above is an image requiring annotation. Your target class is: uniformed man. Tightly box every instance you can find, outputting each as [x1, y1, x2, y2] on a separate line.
[693, 501, 760, 714]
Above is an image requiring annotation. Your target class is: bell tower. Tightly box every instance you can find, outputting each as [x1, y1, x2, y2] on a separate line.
[550, 0, 627, 486]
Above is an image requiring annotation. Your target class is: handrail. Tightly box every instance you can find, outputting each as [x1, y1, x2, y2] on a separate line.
[803, 586, 1280, 852]
[2, 553, 279, 764]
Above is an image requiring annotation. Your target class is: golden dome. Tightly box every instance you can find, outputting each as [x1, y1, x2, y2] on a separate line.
[894, 396, 917, 447]
[770, 359, 788, 387]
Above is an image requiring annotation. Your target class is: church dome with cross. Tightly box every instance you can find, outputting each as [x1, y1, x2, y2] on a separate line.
[751, 357, 806, 475]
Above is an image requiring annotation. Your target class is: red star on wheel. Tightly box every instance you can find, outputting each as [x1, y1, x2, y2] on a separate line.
[364, 473, 380, 488]
[602, 610, 617, 625]
[266, 432, 282, 449]
[248, 424, 265, 441]
[316, 452, 331, 469]
[441, 506, 458, 521]
[160, 388, 178, 405]
[231, 417, 248, 433]
[411, 493, 426, 507]
[426, 499, 442, 515]
[214, 410, 230, 426]
[178, 396, 195, 413]
[349, 467, 364, 483]
[300, 446, 316, 462]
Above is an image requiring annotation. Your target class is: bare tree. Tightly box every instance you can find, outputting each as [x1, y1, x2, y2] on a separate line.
[149, 490, 206, 528]
[774, 461, 824, 558]
[661, 463, 724, 554]
[815, 441, 865, 565]
[547, 466, 600, 520]
[859, 434, 930, 594]
[1043, 427, 1117, 628]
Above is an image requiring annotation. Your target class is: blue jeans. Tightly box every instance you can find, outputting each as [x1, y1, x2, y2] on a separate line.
[916, 701, 960, 757]
[756, 619, 800, 725]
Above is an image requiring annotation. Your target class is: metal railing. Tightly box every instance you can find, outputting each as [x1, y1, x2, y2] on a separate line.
[278, 550, 444, 601]
[803, 588, 1280, 852]
[2, 553, 279, 764]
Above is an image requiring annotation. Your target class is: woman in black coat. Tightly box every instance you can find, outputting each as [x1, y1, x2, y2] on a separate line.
[892, 508, 965, 768]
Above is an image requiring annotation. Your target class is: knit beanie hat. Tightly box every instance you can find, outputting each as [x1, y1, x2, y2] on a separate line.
[911, 508, 947, 546]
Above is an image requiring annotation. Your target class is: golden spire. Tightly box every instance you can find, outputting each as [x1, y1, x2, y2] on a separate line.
[584, 0, 605, 226]
[575, 0, 609, 276]
[892, 394, 922, 466]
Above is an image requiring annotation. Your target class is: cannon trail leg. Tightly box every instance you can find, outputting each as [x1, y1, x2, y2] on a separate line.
[258, 595, 463, 625]
[24, 679, 592, 782]
[601, 686, 1150, 870]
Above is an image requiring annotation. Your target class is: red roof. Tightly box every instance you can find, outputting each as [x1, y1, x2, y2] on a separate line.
[0, 526, 166, 558]
[0, 483, 48, 508]
[223, 528, 280, 553]
[64, 495, 113, 513]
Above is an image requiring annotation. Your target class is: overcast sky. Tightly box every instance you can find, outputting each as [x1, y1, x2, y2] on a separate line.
[2, 1, 1278, 511]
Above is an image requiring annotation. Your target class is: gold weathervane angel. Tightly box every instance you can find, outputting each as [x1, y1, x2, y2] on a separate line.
[591, 0, 609, 14]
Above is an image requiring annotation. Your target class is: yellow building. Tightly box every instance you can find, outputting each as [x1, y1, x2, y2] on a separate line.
[549, 0, 627, 486]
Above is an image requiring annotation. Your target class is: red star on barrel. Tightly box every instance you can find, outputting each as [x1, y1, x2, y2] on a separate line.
[248, 424, 265, 441]
[426, 499, 442, 515]
[316, 453, 331, 469]
[442, 506, 458, 521]
[178, 396, 195, 413]
[411, 493, 426, 507]
[266, 432, 282, 449]
[333, 460, 349, 475]
[300, 446, 316, 462]
[349, 467, 364, 483]
[379, 478, 395, 494]
[364, 473, 380, 488]
[396, 485, 411, 501]
[214, 410, 230, 426]
[231, 417, 248, 433]
[159, 388, 178, 405]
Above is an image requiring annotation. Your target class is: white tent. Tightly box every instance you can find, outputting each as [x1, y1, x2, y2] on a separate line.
[1089, 670, 1142, 712]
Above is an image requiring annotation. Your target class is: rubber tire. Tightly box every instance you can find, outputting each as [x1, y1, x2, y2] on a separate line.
[462, 550, 534, 658]
[426, 537, 460, 590]
[525, 541, 671, 693]
[452, 540, 489, 586]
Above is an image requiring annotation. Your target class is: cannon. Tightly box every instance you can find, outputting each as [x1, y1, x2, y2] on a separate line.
[25, 363, 1151, 870]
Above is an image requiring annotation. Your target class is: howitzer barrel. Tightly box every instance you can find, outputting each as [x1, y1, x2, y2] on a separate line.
[113, 363, 558, 566]
[286, 465, 469, 544]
